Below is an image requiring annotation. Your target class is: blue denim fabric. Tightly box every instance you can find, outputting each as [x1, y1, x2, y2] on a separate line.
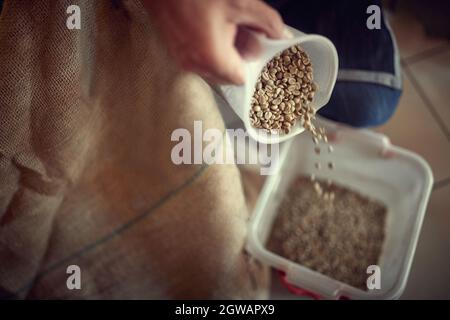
[267, 0, 402, 128]
[318, 82, 402, 128]
[267, 0, 396, 73]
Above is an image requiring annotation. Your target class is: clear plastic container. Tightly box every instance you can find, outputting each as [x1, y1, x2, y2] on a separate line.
[217, 26, 338, 144]
[246, 118, 433, 299]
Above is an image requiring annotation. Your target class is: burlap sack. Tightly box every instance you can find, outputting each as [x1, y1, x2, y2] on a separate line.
[0, 0, 269, 299]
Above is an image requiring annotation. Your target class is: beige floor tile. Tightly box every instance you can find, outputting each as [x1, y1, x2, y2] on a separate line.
[386, 11, 448, 59]
[408, 49, 450, 132]
[377, 75, 450, 181]
[401, 184, 450, 299]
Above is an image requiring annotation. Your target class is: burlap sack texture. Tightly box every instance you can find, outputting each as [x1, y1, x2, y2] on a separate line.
[0, 0, 269, 299]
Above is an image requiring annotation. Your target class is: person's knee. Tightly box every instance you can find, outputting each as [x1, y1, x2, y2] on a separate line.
[318, 82, 402, 128]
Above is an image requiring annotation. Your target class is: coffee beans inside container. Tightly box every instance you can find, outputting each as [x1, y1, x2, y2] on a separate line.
[249, 45, 317, 135]
[267, 176, 387, 290]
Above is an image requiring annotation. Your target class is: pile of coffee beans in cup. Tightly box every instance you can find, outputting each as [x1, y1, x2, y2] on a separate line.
[249, 45, 318, 135]
[267, 176, 387, 290]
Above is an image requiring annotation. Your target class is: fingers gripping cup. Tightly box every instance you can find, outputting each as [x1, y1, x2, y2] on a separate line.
[217, 26, 338, 144]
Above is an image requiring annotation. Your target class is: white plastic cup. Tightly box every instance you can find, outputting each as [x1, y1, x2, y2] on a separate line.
[217, 26, 338, 144]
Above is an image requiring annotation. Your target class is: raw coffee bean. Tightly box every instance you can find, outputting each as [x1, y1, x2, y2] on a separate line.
[252, 105, 261, 112]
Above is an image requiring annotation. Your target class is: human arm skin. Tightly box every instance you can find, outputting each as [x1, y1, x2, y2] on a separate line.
[141, 0, 285, 85]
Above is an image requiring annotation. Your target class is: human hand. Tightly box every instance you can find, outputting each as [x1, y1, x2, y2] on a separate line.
[141, 0, 285, 85]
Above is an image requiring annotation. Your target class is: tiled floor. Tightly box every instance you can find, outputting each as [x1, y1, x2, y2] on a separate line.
[408, 50, 450, 135]
[379, 9, 450, 299]
[386, 9, 448, 61]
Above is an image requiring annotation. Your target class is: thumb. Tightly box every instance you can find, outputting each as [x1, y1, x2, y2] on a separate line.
[235, 27, 262, 61]
[213, 46, 246, 85]
[202, 26, 246, 85]
[234, 0, 285, 39]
